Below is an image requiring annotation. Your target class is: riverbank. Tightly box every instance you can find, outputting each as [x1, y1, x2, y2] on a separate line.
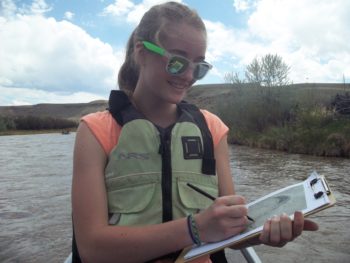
[1, 83, 349, 157]
[187, 84, 350, 158]
[0, 129, 76, 136]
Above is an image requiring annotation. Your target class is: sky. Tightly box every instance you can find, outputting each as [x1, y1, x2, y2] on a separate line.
[0, 0, 349, 106]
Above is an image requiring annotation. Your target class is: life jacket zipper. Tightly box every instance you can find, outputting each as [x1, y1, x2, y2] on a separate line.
[159, 130, 173, 222]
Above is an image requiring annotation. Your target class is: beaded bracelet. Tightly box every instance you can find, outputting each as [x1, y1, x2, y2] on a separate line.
[187, 214, 202, 246]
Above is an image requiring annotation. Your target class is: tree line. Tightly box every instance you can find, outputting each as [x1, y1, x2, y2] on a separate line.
[0, 115, 78, 132]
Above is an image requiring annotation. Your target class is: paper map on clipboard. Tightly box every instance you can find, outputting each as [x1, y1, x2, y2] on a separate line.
[177, 171, 336, 262]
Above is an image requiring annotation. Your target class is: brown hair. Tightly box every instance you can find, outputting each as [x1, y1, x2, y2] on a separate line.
[118, 1, 206, 94]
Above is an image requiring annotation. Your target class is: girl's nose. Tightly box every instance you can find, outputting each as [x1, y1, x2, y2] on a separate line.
[180, 64, 195, 82]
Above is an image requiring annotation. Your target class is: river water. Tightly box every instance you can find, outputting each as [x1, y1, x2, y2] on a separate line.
[0, 133, 349, 263]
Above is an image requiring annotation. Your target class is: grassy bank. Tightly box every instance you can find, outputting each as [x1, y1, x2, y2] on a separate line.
[215, 84, 350, 157]
[0, 115, 78, 136]
[0, 129, 76, 136]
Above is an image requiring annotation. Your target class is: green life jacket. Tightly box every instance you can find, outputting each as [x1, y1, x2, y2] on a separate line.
[106, 90, 219, 225]
[71, 90, 228, 263]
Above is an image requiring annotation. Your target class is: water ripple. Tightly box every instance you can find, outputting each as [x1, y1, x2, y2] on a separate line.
[0, 136, 349, 262]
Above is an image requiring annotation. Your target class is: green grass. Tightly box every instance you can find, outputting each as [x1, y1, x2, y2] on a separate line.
[216, 84, 350, 158]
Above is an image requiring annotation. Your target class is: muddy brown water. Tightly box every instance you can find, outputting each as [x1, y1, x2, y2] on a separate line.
[0, 133, 349, 262]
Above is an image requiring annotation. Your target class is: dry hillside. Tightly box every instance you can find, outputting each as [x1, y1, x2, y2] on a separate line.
[0, 83, 347, 121]
[0, 84, 232, 121]
[0, 100, 108, 122]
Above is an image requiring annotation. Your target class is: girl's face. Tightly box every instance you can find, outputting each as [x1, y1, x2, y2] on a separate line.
[137, 23, 207, 105]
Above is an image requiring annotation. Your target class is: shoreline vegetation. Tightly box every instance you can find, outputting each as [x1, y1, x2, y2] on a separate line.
[0, 115, 77, 136]
[0, 129, 76, 136]
[1, 83, 349, 158]
[200, 83, 350, 158]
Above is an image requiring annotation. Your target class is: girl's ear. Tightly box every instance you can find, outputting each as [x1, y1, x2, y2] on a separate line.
[134, 41, 146, 66]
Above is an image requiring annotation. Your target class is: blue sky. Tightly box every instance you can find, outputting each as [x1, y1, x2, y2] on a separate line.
[0, 0, 349, 105]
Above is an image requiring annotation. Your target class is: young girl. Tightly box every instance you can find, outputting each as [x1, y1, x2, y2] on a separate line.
[71, 2, 318, 262]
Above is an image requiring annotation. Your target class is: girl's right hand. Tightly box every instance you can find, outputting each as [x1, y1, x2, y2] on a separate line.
[194, 195, 249, 242]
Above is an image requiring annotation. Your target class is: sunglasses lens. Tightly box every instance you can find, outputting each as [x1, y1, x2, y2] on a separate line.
[167, 55, 211, 80]
[194, 63, 210, 80]
[167, 56, 189, 75]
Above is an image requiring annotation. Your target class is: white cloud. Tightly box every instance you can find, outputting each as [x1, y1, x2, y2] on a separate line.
[205, 0, 350, 83]
[64, 11, 74, 20]
[0, 0, 17, 17]
[205, 20, 264, 80]
[29, 0, 52, 15]
[245, 0, 350, 83]
[233, 0, 255, 12]
[0, 86, 106, 106]
[0, 0, 127, 105]
[1, 0, 52, 17]
[103, 0, 135, 17]
[0, 14, 123, 97]
[102, 0, 183, 24]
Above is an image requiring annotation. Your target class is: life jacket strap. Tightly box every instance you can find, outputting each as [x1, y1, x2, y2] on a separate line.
[178, 102, 216, 175]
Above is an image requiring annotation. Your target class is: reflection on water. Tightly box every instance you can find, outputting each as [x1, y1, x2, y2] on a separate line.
[0, 134, 349, 262]
[0, 133, 74, 263]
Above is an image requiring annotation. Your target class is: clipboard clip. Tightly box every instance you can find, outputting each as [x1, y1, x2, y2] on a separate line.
[314, 191, 324, 199]
[309, 173, 331, 199]
[310, 177, 330, 194]
[309, 178, 319, 187]
[320, 177, 331, 195]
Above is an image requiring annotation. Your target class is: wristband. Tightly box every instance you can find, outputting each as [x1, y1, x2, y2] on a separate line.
[187, 214, 202, 246]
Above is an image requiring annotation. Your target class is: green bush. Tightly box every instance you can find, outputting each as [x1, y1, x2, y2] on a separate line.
[0, 115, 77, 131]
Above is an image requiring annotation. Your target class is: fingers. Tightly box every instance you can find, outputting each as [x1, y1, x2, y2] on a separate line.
[304, 219, 319, 231]
[228, 215, 249, 228]
[292, 211, 305, 238]
[216, 195, 246, 206]
[280, 213, 292, 241]
[260, 214, 293, 246]
[259, 219, 271, 243]
[270, 215, 282, 244]
[260, 211, 319, 247]
[260, 215, 288, 246]
[213, 195, 248, 219]
[199, 195, 249, 242]
[293, 211, 318, 231]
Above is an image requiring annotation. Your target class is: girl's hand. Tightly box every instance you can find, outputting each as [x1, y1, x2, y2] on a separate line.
[259, 211, 319, 247]
[195, 195, 249, 243]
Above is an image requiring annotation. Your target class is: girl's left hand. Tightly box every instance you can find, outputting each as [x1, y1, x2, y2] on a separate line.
[259, 211, 319, 247]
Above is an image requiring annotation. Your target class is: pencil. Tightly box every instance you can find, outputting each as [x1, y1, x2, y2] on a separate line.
[187, 183, 255, 222]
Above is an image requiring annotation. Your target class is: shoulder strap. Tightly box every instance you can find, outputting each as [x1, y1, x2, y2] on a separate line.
[178, 102, 216, 175]
[108, 90, 145, 126]
[107, 90, 132, 126]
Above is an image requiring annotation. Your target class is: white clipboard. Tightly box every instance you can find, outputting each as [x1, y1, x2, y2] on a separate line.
[176, 171, 336, 262]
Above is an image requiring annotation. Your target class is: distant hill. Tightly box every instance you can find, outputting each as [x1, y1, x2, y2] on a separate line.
[0, 100, 108, 122]
[0, 83, 348, 121]
[0, 84, 231, 121]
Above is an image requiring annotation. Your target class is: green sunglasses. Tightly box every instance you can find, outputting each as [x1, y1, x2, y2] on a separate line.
[142, 41, 212, 80]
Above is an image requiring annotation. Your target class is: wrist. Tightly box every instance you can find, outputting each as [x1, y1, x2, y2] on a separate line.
[187, 214, 202, 246]
[193, 213, 207, 243]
